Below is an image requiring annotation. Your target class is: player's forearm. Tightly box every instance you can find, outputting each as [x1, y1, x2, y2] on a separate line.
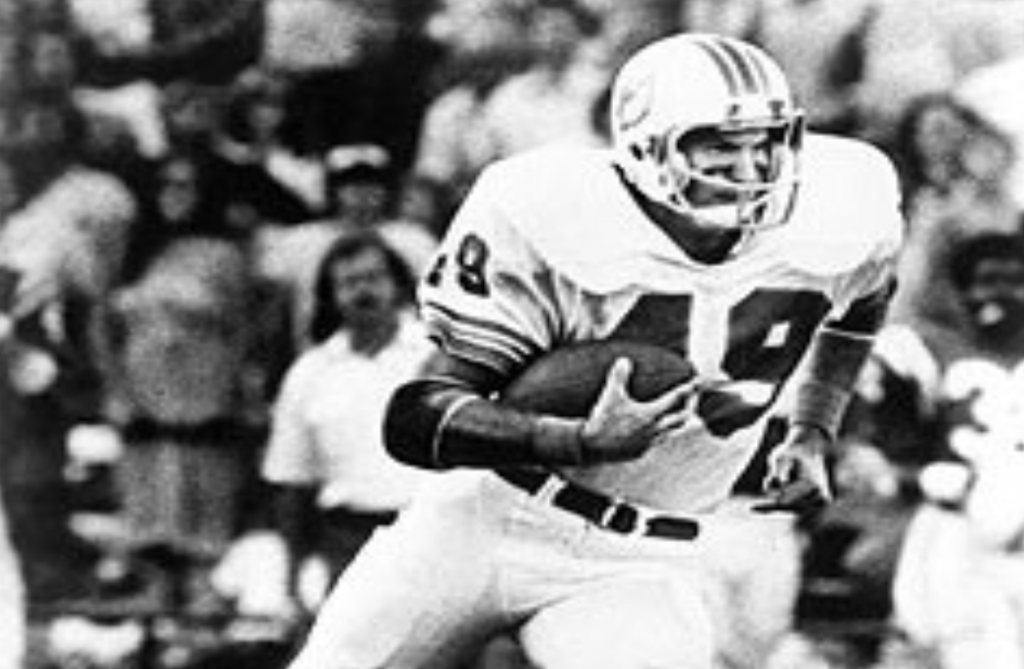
[384, 378, 585, 469]
[791, 275, 893, 440]
[791, 327, 876, 440]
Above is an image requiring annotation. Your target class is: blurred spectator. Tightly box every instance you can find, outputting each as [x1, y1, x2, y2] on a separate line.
[95, 144, 292, 614]
[71, 0, 271, 171]
[265, 0, 441, 169]
[477, 0, 607, 159]
[0, 106, 137, 305]
[154, 78, 312, 230]
[855, 0, 1024, 143]
[956, 49, 1024, 209]
[262, 0, 396, 75]
[412, 0, 611, 208]
[357, 0, 447, 173]
[885, 93, 1018, 335]
[887, 94, 981, 206]
[324, 145, 438, 275]
[157, 77, 224, 154]
[262, 0, 399, 158]
[257, 144, 437, 348]
[756, 0, 879, 134]
[848, 231, 1024, 669]
[119, 151, 241, 282]
[0, 99, 135, 324]
[0, 282, 107, 604]
[322, 145, 398, 230]
[78, 0, 265, 86]
[261, 231, 436, 612]
[411, 0, 533, 205]
[0, 102, 135, 604]
[220, 67, 327, 213]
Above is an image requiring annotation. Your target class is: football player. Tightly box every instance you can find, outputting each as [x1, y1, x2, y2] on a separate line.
[286, 33, 904, 669]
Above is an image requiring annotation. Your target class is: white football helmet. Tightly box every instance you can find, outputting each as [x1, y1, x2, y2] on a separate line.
[610, 33, 804, 234]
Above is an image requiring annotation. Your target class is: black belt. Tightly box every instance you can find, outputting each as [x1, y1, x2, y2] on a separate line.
[495, 468, 700, 541]
[320, 507, 398, 531]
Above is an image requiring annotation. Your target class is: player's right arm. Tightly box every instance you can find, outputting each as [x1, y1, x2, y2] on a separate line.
[383, 348, 696, 470]
[389, 158, 696, 470]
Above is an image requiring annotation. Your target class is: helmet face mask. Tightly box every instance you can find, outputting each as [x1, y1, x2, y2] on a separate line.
[611, 34, 804, 244]
[666, 118, 803, 230]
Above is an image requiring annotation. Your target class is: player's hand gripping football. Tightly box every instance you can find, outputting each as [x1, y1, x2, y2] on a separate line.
[578, 357, 702, 463]
[755, 424, 833, 515]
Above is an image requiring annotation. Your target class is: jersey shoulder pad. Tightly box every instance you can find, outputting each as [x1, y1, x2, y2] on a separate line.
[778, 134, 905, 275]
[473, 147, 673, 293]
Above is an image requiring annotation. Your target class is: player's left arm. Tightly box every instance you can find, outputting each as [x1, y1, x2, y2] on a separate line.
[759, 276, 897, 514]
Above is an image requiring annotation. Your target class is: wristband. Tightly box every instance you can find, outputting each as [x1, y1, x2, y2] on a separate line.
[791, 380, 852, 441]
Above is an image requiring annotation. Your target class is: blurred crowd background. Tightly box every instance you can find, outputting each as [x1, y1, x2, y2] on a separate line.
[2, 1, 1024, 668]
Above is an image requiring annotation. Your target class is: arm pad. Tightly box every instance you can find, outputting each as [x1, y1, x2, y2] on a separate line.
[383, 377, 584, 470]
[789, 278, 894, 440]
[791, 327, 876, 440]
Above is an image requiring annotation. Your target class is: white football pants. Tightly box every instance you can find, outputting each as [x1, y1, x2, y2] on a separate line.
[288, 470, 715, 669]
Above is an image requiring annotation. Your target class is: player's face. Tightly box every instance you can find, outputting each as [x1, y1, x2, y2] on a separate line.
[646, 126, 778, 262]
[964, 257, 1024, 342]
[676, 126, 775, 211]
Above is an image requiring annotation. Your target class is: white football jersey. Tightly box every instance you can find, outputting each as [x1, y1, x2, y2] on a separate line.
[420, 134, 904, 513]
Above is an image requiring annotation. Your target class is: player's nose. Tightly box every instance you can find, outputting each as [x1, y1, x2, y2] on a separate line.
[730, 146, 761, 183]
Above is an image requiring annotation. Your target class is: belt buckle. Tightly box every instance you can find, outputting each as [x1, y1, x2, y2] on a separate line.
[593, 492, 699, 541]
[600, 500, 646, 536]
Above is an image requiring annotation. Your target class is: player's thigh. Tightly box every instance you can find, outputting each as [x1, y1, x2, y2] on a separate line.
[519, 571, 714, 669]
[290, 479, 504, 669]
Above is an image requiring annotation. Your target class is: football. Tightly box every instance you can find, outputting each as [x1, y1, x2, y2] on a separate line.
[500, 340, 696, 418]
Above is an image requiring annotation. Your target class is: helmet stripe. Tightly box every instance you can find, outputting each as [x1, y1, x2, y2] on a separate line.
[714, 38, 763, 95]
[692, 37, 742, 97]
[738, 44, 772, 94]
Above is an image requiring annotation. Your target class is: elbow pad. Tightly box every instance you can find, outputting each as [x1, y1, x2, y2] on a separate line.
[383, 377, 583, 470]
[384, 377, 479, 469]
